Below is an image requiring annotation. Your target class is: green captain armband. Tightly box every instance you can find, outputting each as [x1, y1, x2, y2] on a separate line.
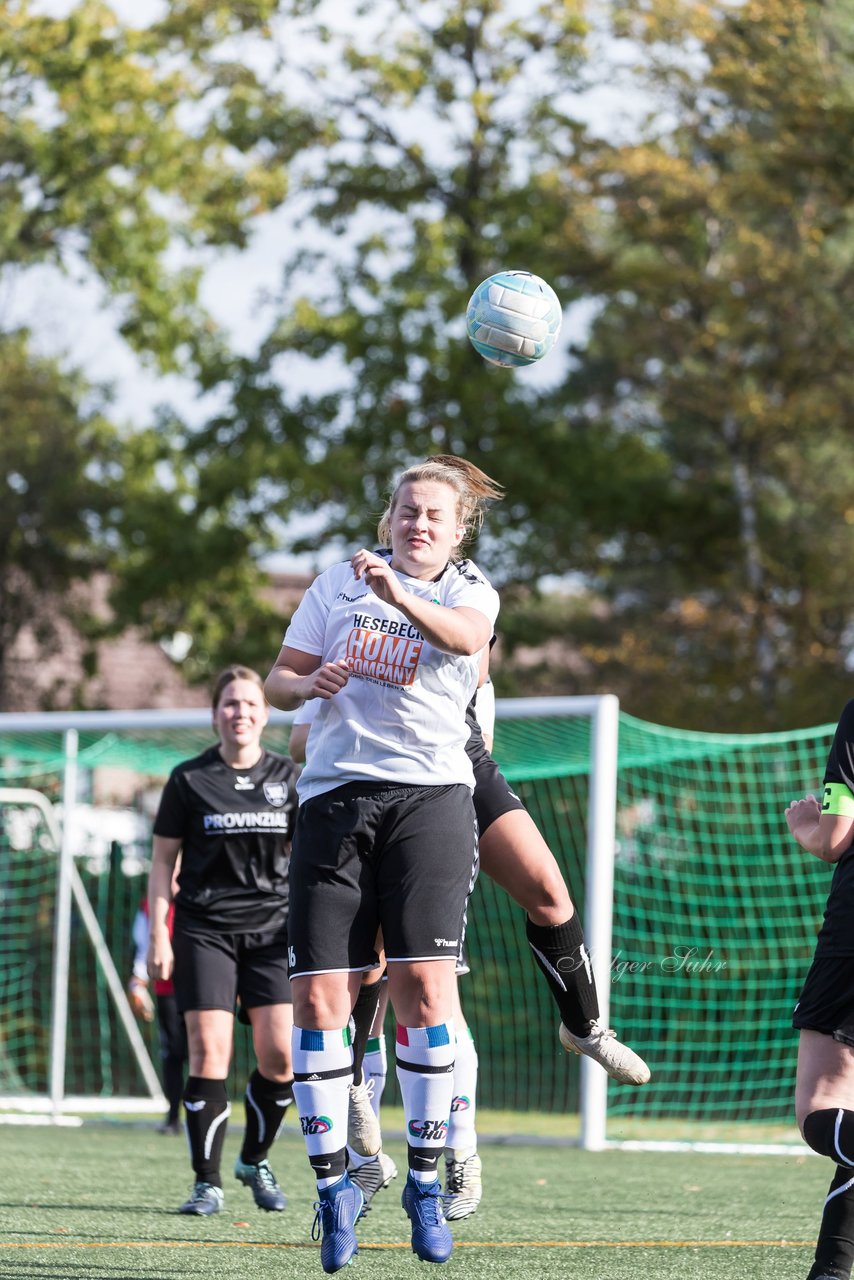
[821, 782, 854, 816]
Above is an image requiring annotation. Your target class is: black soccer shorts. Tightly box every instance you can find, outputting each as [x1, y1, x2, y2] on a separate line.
[792, 953, 854, 1047]
[471, 750, 526, 836]
[288, 781, 479, 978]
[172, 919, 292, 1013]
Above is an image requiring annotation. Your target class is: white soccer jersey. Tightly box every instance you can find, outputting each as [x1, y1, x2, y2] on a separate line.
[282, 557, 499, 801]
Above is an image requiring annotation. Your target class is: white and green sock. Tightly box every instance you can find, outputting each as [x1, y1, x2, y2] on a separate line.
[363, 1033, 388, 1115]
[446, 1026, 478, 1159]
[292, 1025, 353, 1189]
[396, 1021, 455, 1184]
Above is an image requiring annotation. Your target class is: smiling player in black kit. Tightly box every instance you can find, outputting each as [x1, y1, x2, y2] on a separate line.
[147, 665, 300, 1217]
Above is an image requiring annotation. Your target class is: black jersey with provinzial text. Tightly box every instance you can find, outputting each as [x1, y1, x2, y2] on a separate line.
[153, 745, 299, 931]
[814, 699, 854, 956]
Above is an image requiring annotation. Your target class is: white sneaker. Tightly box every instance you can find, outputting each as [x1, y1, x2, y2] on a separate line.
[559, 1020, 651, 1085]
[377, 1150, 398, 1188]
[348, 1150, 398, 1214]
[443, 1150, 482, 1221]
[348, 1078, 382, 1156]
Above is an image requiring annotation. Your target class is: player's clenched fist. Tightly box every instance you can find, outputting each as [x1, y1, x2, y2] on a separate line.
[350, 548, 404, 606]
[304, 659, 351, 700]
[785, 794, 821, 837]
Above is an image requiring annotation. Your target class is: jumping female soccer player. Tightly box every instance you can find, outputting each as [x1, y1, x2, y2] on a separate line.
[265, 456, 501, 1272]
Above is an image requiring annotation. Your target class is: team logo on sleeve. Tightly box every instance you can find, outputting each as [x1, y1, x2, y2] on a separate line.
[263, 781, 289, 807]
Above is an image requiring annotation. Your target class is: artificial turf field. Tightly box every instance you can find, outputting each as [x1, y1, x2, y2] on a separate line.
[0, 1114, 826, 1280]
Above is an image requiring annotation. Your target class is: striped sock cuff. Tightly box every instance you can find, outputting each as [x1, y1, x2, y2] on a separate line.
[396, 1021, 454, 1052]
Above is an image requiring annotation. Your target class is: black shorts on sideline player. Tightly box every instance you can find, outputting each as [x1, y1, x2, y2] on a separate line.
[792, 953, 854, 1047]
[172, 918, 292, 1014]
[288, 781, 478, 978]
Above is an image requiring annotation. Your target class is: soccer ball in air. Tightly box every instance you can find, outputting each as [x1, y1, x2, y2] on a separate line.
[465, 270, 562, 368]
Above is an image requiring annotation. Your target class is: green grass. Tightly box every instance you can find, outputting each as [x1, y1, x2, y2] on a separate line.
[0, 1117, 829, 1280]
[379, 1105, 806, 1147]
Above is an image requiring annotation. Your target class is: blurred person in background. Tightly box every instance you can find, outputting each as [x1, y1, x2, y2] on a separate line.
[147, 665, 300, 1217]
[128, 862, 186, 1134]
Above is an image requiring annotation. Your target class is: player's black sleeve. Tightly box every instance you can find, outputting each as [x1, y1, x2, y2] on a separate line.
[824, 701, 854, 791]
[152, 769, 188, 839]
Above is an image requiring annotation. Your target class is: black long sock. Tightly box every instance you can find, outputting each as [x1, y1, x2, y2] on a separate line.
[163, 1056, 185, 1123]
[802, 1110, 854, 1280]
[351, 980, 383, 1086]
[525, 916, 600, 1036]
[156, 996, 187, 1122]
[804, 1110, 854, 1165]
[240, 1069, 294, 1164]
[183, 1076, 229, 1186]
[808, 1164, 854, 1280]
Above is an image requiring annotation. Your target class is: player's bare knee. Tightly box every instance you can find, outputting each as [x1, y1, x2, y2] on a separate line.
[525, 873, 574, 926]
[255, 1047, 291, 1080]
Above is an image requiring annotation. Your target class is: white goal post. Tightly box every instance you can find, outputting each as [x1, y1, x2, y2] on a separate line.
[0, 697, 619, 1139]
[495, 695, 619, 1150]
[0, 786, 166, 1121]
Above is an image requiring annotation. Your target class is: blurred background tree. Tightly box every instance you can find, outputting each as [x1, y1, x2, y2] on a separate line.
[0, 0, 312, 704]
[4, 0, 854, 727]
[559, 0, 854, 727]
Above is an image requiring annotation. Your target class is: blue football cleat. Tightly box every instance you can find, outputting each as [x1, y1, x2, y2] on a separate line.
[401, 1173, 453, 1264]
[312, 1174, 364, 1273]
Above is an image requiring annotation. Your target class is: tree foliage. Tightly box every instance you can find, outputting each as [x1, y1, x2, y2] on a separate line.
[168, 0, 854, 726]
[0, 0, 312, 705]
[0, 0, 309, 367]
[0, 331, 117, 707]
[170, 1, 617, 587]
[6, 0, 854, 725]
[565, 0, 854, 725]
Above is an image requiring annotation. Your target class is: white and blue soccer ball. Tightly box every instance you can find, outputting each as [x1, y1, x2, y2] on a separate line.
[465, 270, 562, 368]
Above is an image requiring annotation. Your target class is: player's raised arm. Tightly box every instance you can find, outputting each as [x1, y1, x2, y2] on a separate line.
[351, 547, 491, 656]
[786, 791, 854, 863]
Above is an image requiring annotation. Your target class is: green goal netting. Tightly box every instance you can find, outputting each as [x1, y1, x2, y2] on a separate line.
[604, 714, 832, 1144]
[0, 704, 836, 1147]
